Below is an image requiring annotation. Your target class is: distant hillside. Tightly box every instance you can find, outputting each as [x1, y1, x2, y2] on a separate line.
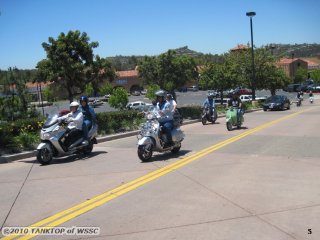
[264, 43, 320, 58]
[107, 43, 320, 71]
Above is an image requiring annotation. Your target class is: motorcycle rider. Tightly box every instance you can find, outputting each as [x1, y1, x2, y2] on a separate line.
[79, 96, 96, 145]
[203, 92, 217, 119]
[309, 91, 314, 103]
[166, 93, 177, 113]
[296, 91, 303, 105]
[155, 90, 174, 147]
[58, 101, 84, 148]
[228, 93, 243, 124]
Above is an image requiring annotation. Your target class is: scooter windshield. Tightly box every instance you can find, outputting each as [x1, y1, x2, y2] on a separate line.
[43, 114, 59, 128]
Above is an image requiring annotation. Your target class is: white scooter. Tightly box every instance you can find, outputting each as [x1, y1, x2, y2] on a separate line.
[310, 96, 314, 104]
[137, 109, 184, 162]
[36, 114, 98, 165]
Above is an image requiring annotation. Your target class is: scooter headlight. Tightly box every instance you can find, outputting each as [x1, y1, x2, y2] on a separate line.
[41, 131, 51, 140]
[147, 113, 153, 120]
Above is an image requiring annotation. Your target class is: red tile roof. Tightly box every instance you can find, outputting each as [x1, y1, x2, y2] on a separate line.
[230, 44, 249, 51]
[302, 59, 319, 66]
[25, 82, 51, 88]
[116, 70, 138, 78]
[278, 58, 298, 64]
[278, 58, 307, 65]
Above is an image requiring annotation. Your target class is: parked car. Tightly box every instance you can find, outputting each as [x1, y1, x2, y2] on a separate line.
[228, 87, 252, 97]
[239, 95, 252, 102]
[307, 84, 320, 92]
[296, 83, 313, 92]
[141, 89, 147, 95]
[126, 101, 152, 111]
[187, 85, 199, 92]
[283, 84, 301, 92]
[262, 95, 290, 111]
[89, 99, 104, 108]
[131, 90, 141, 96]
[176, 87, 187, 92]
[240, 95, 267, 102]
[207, 90, 219, 98]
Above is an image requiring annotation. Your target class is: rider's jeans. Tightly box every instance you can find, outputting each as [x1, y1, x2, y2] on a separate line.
[237, 109, 243, 123]
[82, 120, 92, 140]
[161, 120, 173, 143]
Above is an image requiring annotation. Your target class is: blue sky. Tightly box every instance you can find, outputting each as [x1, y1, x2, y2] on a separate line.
[0, 0, 319, 69]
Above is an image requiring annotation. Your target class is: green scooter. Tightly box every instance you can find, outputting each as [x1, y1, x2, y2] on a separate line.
[226, 107, 244, 131]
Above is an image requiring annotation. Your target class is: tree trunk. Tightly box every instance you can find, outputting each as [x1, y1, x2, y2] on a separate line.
[67, 85, 73, 103]
[270, 87, 276, 96]
[220, 90, 224, 105]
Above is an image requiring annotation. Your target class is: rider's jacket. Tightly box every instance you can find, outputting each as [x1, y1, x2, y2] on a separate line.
[228, 97, 242, 108]
[167, 99, 177, 112]
[80, 105, 96, 123]
[58, 110, 83, 130]
[156, 101, 173, 122]
[203, 98, 215, 108]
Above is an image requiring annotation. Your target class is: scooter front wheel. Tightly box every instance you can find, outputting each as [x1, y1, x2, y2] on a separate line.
[201, 117, 207, 125]
[138, 144, 153, 162]
[226, 122, 232, 131]
[37, 145, 53, 165]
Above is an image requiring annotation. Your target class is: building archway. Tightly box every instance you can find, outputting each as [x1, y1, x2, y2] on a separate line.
[129, 84, 141, 93]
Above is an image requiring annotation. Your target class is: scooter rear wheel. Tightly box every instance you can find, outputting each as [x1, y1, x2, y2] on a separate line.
[171, 143, 181, 154]
[83, 141, 93, 154]
[138, 144, 153, 162]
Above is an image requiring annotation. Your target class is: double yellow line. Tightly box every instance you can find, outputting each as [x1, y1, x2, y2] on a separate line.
[1, 109, 310, 240]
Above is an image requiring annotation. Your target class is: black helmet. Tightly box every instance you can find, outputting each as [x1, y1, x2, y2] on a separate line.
[167, 93, 173, 99]
[80, 96, 88, 103]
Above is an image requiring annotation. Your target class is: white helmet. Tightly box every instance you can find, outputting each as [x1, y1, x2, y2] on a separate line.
[70, 101, 79, 107]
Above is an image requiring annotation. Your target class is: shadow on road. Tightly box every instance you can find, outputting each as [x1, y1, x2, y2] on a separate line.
[141, 149, 192, 163]
[20, 151, 108, 165]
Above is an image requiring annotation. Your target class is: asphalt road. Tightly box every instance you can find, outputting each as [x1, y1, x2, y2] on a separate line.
[1, 99, 320, 240]
[40, 89, 298, 116]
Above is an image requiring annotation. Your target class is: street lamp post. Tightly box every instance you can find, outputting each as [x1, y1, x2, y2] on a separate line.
[246, 11, 256, 100]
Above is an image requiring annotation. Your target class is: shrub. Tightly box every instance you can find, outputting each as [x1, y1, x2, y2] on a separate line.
[13, 132, 39, 150]
[0, 117, 44, 153]
[179, 106, 202, 119]
[96, 110, 144, 134]
[108, 88, 128, 110]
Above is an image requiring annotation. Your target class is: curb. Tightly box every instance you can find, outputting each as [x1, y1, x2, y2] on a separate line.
[0, 108, 262, 164]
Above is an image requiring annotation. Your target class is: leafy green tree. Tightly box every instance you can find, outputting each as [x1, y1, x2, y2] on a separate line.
[89, 55, 116, 96]
[36, 30, 115, 102]
[225, 48, 292, 95]
[1, 67, 31, 120]
[310, 69, 320, 83]
[43, 86, 54, 102]
[199, 61, 235, 104]
[108, 87, 128, 110]
[98, 82, 114, 96]
[294, 68, 308, 83]
[146, 84, 160, 101]
[261, 65, 291, 95]
[138, 50, 198, 92]
[84, 82, 94, 97]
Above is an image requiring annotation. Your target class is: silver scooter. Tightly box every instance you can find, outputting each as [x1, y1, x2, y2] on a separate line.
[36, 114, 98, 165]
[201, 106, 217, 125]
[137, 109, 184, 162]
